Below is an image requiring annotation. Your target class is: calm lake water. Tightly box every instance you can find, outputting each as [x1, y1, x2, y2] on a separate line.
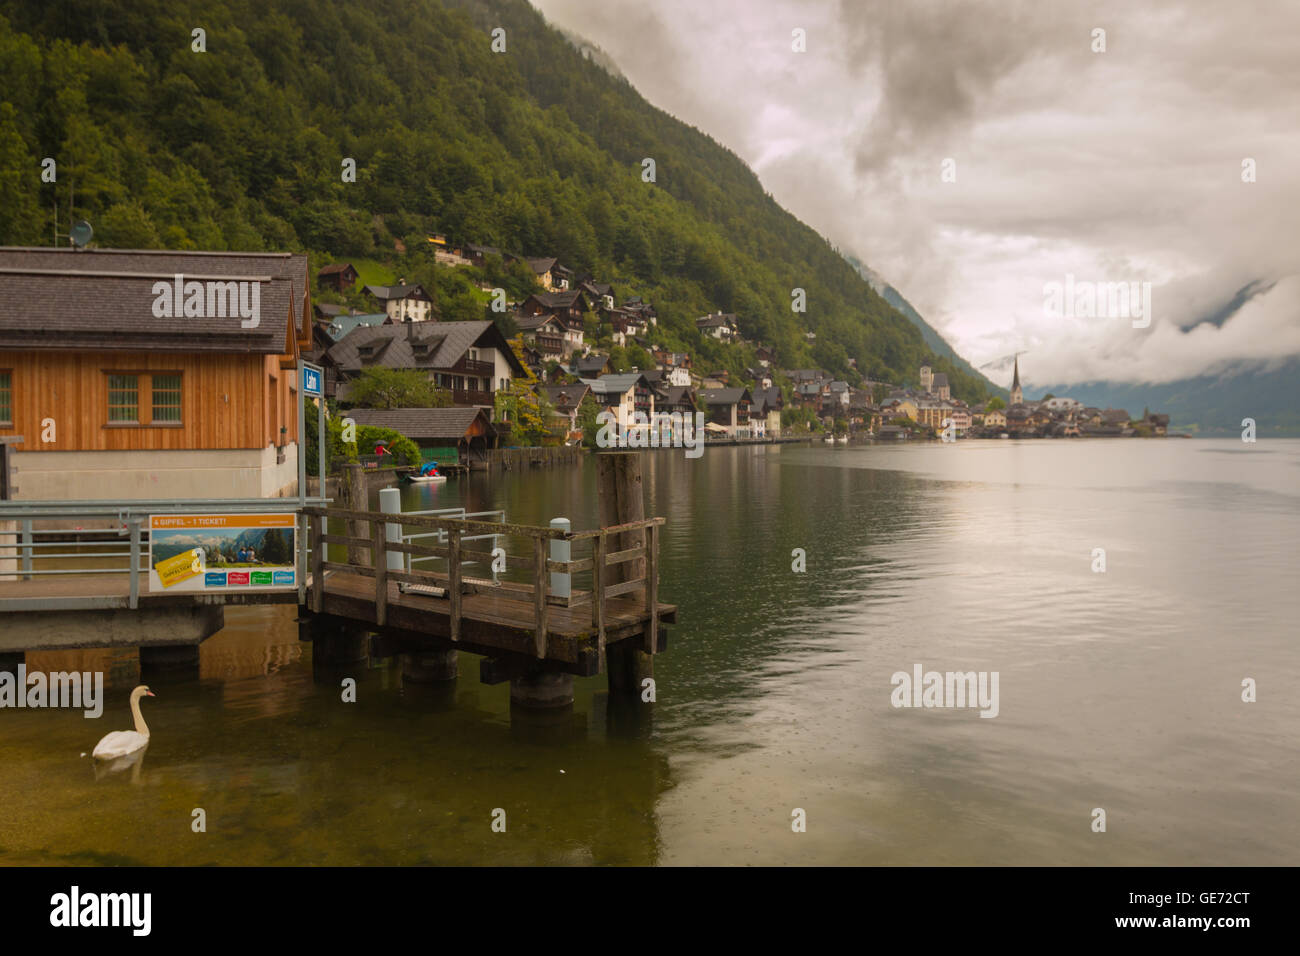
[3, 438, 1297, 865]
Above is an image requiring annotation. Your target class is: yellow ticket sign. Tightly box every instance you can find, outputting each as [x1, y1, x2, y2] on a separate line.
[153, 547, 204, 589]
[149, 514, 298, 593]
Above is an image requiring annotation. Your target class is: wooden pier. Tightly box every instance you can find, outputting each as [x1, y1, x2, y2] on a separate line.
[0, 453, 673, 709]
[301, 496, 672, 698]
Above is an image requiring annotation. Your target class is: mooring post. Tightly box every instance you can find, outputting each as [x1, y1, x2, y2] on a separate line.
[550, 517, 571, 599]
[343, 462, 366, 565]
[596, 452, 654, 695]
[378, 487, 403, 573]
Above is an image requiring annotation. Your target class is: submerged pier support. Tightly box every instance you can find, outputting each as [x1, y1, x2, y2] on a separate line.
[510, 670, 575, 710]
[401, 649, 459, 683]
[301, 613, 369, 666]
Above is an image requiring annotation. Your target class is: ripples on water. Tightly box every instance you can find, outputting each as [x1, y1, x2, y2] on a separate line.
[1, 439, 1296, 865]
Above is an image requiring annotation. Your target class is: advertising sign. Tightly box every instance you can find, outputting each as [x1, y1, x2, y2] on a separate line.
[149, 514, 298, 593]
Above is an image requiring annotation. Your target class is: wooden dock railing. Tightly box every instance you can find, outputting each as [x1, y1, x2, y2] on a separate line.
[302, 507, 665, 662]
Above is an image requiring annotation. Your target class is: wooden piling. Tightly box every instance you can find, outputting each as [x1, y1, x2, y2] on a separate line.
[343, 463, 367, 566]
[596, 452, 654, 694]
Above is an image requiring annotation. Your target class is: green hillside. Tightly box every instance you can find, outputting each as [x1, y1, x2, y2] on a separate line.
[0, 0, 992, 401]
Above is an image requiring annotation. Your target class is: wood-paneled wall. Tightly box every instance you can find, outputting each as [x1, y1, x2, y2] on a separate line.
[0, 350, 299, 452]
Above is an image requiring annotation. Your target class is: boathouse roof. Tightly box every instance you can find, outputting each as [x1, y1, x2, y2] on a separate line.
[0, 246, 308, 353]
[345, 406, 492, 442]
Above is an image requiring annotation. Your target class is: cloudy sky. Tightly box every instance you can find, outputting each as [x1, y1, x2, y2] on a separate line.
[532, 0, 1299, 388]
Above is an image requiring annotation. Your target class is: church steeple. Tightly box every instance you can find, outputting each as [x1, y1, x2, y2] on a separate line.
[1010, 354, 1023, 406]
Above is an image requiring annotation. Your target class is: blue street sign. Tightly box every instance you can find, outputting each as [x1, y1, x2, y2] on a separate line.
[303, 366, 322, 397]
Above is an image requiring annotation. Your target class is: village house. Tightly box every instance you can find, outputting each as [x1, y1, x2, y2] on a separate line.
[563, 354, 612, 380]
[465, 243, 503, 269]
[317, 262, 359, 292]
[654, 384, 696, 419]
[0, 247, 311, 499]
[1143, 412, 1170, 435]
[750, 385, 783, 438]
[699, 387, 753, 437]
[428, 235, 472, 267]
[325, 320, 525, 410]
[947, 406, 973, 433]
[884, 398, 920, 423]
[514, 313, 566, 360]
[513, 256, 564, 291]
[584, 372, 656, 435]
[696, 312, 738, 341]
[983, 407, 1007, 428]
[518, 290, 589, 357]
[537, 383, 591, 441]
[364, 282, 435, 323]
[577, 278, 615, 311]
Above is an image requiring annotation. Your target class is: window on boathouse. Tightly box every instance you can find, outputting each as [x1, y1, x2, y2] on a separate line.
[106, 372, 183, 426]
[0, 371, 12, 426]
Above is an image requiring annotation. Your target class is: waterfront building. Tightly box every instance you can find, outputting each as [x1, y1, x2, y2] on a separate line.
[0, 247, 311, 499]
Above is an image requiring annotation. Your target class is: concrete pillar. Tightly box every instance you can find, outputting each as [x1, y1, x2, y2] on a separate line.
[401, 649, 458, 682]
[510, 670, 574, 709]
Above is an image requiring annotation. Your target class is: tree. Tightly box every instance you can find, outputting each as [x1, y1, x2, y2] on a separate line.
[576, 394, 601, 448]
[345, 368, 451, 409]
[987, 396, 1006, 410]
[494, 335, 548, 445]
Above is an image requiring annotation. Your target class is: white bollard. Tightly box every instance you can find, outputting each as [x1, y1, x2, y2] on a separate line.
[379, 487, 404, 573]
[550, 517, 571, 599]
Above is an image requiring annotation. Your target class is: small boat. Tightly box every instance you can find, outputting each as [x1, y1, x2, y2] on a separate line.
[404, 461, 448, 483]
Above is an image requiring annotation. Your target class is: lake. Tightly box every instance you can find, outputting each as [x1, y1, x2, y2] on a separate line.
[2, 438, 1297, 865]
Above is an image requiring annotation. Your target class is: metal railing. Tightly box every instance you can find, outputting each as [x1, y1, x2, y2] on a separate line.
[397, 507, 505, 585]
[0, 498, 329, 609]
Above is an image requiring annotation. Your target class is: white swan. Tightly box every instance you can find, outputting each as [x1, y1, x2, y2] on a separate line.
[92, 685, 155, 760]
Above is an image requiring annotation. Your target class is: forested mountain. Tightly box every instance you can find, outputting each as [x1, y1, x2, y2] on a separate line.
[845, 256, 1002, 396]
[0, 0, 991, 401]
